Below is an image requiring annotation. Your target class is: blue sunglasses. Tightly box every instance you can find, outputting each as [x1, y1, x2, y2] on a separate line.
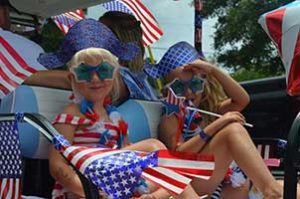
[72, 62, 115, 82]
[166, 76, 206, 97]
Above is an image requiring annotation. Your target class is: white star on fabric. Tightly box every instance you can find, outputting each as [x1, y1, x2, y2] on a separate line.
[129, 176, 137, 183]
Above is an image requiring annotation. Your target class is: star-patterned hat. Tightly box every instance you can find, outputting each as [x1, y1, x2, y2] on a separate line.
[38, 19, 140, 69]
[143, 41, 202, 78]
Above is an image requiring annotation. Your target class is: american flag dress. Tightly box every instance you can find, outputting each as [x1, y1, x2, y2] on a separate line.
[51, 111, 127, 199]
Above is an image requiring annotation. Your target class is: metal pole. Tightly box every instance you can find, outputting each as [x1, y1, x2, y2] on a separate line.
[194, 0, 204, 58]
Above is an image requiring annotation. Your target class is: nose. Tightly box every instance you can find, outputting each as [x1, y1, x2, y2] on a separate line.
[90, 71, 101, 83]
[184, 87, 193, 98]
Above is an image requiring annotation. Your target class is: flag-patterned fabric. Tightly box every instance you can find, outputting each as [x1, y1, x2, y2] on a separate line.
[157, 150, 216, 180]
[165, 87, 185, 107]
[258, 1, 300, 96]
[53, 135, 193, 198]
[52, 10, 85, 35]
[0, 120, 22, 199]
[0, 35, 39, 98]
[162, 87, 186, 116]
[102, 0, 163, 46]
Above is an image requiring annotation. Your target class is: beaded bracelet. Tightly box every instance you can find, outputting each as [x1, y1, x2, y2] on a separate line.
[196, 127, 211, 142]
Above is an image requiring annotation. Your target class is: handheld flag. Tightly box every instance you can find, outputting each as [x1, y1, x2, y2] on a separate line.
[0, 120, 22, 199]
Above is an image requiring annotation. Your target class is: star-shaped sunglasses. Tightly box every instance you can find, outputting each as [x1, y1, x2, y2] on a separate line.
[71, 62, 116, 82]
[165, 76, 206, 97]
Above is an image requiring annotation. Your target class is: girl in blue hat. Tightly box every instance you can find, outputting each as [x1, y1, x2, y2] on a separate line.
[26, 13, 157, 104]
[146, 41, 283, 199]
[49, 47, 200, 199]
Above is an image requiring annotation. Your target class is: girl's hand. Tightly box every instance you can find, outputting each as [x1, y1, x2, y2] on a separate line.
[221, 111, 246, 125]
[184, 59, 215, 75]
[99, 190, 108, 198]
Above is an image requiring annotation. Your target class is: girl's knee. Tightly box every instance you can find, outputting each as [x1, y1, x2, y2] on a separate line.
[220, 123, 248, 138]
[147, 138, 167, 150]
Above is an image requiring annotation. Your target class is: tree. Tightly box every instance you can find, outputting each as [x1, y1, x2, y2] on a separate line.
[202, 0, 293, 78]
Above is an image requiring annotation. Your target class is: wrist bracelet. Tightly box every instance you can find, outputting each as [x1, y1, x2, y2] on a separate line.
[197, 127, 211, 142]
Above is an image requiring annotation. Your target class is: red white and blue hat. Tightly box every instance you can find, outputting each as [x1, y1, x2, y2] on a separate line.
[38, 19, 140, 69]
[143, 41, 202, 78]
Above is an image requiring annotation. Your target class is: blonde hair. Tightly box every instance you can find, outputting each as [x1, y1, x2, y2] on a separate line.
[199, 74, 227, 125]
[99, 11, 144, 72]
[67, 48, 121, 103]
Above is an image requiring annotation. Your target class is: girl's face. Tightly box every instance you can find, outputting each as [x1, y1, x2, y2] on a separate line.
[166, 66, 206, 107]
[70, 61, 116, 103]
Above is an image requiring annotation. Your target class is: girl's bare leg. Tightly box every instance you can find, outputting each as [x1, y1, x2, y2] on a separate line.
[207, 123, 282, 198]
[124, 138, 167, 151]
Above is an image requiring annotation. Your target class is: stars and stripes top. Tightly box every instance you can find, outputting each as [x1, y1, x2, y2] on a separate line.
[53, 113, 126, 149]
[52, 109, 128, 198]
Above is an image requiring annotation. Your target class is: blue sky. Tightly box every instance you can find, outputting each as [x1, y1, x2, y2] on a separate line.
[87, 1, 216, 61]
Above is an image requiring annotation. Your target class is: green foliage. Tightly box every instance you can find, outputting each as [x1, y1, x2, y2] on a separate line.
[231, 67, 284, 82]
[202, 0, 293, 77]
[39, 20, 68, 70]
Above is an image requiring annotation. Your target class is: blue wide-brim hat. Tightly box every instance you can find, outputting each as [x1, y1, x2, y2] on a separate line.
[144, 41, 202, 78]
[38, 19, 140, 69]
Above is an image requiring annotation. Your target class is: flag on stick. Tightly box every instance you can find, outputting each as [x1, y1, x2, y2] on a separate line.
[52, 10, 85, 34]
[102, 0, 163, 46]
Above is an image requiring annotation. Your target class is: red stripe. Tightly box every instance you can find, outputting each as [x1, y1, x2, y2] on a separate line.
[65, 147, 86, 163]
[131, 0, 163, 35]
[1, 179, 10, 198]
[65, 115, 74, 124]
[104, 123, 119, 132]
[265, 8, 285, 55]
[0, 65, 19, 87]
[74, 148, 113, 169]
[74, 132, 100, 138]
[12, 179, 16, 199]
[0, 53, 20, 88]
[0, 37, 37, 73]
[287, 33, 300, 96]
[158, 149, 215, 162]
[121, 0, 162, 43]
[160, 167, 213, 176]
[0, 82, 10, 94]
[143, 167, 187, 195]
[0, 51, 28, 80]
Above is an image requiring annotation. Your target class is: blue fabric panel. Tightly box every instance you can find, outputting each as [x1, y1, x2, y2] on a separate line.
[0, 86, 39, 158]
[117, 100, 151, 143]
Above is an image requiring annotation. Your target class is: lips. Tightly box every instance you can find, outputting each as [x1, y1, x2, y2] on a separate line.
[88, 85, 105, 90]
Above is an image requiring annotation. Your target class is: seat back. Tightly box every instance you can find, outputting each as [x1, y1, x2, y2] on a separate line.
[0, 85, 163, 198]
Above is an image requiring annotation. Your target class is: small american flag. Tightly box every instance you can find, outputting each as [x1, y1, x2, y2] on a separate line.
[52, 10, 85, 34]
[102, 0, 163, 46]
[0, 36, 38, 98]
[0, 120, 22, 199]
[53, 135, 192, 198]
[165, 87, 185, 107]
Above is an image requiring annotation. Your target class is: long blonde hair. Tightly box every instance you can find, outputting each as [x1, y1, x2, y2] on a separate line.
[66, 48, 121, 103]
[199, 74, 227, 125]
